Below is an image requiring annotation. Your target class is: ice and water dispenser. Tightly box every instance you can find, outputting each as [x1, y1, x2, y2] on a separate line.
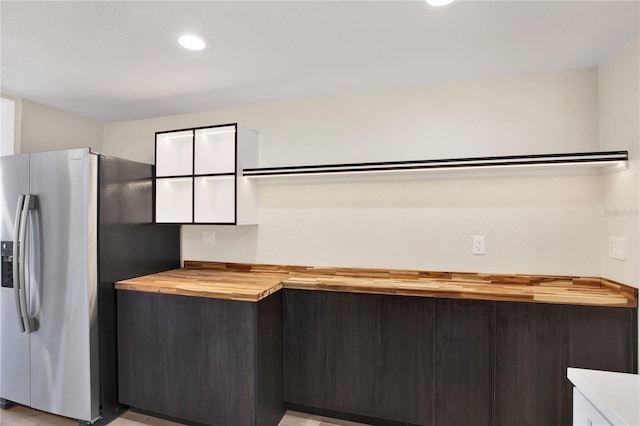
[1, 241, 13, 288]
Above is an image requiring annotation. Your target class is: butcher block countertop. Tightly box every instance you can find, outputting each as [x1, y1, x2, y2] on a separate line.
[115, 261, 638, 307]
[115, 266, 288, 302]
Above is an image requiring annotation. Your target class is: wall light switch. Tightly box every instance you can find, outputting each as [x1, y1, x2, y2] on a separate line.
[473, 236, 485, 255]
[202, 231, 216, 246]
[609, 237, 625, 261]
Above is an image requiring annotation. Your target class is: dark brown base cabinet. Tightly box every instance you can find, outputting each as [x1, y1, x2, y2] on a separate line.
[117, 290, 284, 426]
[283, 289, 638, 426]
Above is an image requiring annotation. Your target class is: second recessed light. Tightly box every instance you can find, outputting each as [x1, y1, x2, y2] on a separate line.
[176, 33, 211, 52]
[426, 0, 455, 6]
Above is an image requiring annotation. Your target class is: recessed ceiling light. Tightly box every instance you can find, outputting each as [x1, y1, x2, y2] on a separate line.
[175, 33, 211, 52]
[426, 0, 455, 6]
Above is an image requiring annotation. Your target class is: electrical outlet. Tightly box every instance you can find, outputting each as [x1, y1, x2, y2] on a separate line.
[609, 237, 625, 261]
[473, 236, 485, 255]
[202, 231, 216, 246]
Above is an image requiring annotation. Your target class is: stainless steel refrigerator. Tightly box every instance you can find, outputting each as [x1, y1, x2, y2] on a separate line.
[0, 148, 180, 425]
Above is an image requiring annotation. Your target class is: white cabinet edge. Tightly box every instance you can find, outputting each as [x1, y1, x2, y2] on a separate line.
[567, 367, 639, 426]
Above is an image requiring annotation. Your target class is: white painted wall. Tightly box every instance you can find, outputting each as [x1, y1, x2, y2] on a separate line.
[105, 69, 599, 166]
[599, 34, 640, 289]
[19, 99, 103, 154]
[103, 68, 608, 277]
[598, 34, 640, 369]
[1, 97, 17, 156]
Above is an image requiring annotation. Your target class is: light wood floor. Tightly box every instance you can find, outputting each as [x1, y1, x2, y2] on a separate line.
[0, 405, 369, 426]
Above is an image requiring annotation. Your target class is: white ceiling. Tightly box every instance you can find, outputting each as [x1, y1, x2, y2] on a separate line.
[1, 1, 638, 123]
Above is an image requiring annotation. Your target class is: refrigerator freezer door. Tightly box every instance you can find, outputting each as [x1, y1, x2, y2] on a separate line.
[0, 154, 31, 407]
[28, 149, 99, 422]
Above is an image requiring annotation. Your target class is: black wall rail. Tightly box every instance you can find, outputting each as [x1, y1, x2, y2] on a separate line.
[243, 151, 628, 178]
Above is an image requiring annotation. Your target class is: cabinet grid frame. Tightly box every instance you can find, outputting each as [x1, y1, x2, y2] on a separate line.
[154, 123, 239, 225]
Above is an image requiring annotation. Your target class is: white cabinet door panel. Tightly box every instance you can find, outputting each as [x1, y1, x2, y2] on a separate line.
[573, 388, 612, 426]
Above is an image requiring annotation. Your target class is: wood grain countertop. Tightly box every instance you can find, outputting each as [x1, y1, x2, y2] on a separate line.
[115, 267, 288, 302]
[115, 261, 638, 307]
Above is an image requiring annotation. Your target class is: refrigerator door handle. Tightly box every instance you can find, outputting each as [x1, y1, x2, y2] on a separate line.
[18, 194, 35, 334]
[13, 194, 26, 332]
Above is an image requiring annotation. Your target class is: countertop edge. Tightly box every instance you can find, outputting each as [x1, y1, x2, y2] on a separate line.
[115, 262, 638, 307]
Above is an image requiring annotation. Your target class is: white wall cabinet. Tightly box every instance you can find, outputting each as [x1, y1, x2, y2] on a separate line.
[155, 123, 258, 225]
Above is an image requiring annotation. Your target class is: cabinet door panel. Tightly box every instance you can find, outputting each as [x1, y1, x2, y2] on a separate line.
[117, 291, 161, 413]
[283, 289, 329, 408]
[256, 292, 285, 426]
[435, 299, 494, 426]
[495, 302, 560, 426]
[157, 294, 206, 423]
[203, 298, 256, 426]
[560, 306, 637, 425]
[326, 292, 380, 417]
[378, 295, 434, 425]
